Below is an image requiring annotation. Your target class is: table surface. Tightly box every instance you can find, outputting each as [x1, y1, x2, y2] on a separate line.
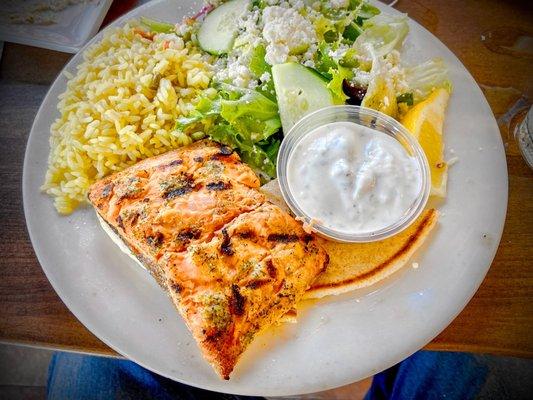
[0, 0, 532, 359]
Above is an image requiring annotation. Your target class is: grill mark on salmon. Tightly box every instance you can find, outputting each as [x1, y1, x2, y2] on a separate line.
[170, 282, 182, 294]
[206, 181, 231, 191]
[235, 230, 254, 239]
[101, 183, 114, 198]
[116, 215, 124, 230]
[229, 284, 245, 316]
[161, 173, 196, 199]
[246, 279, 270, 289]
[267, 233, 300, 243]
[266, 259, 277, 279]
[220, 228, 234, 256]
[210, 146, 234, 161]
[146, 232, 164, 249]
[176, 229, 201, 245]
[219, 146, 233, 155]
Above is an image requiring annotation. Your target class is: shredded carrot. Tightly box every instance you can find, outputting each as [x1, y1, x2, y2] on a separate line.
[163, 40, 170, 49]
[133, 28, 154, 41]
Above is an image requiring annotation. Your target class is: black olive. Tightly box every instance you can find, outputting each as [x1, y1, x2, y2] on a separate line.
[342, 79, 367, 106]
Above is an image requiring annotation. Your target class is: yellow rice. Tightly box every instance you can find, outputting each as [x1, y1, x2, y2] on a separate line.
[42, 22, 213, 214]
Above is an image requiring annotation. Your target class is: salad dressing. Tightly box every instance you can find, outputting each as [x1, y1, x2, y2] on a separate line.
[287, 121, 422, 234]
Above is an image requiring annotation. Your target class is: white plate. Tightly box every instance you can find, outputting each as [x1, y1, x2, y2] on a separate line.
[23, 0, 508, 396]
[0, 0, 112, 53]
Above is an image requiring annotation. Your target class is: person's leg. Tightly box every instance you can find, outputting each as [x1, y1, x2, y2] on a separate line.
[364, 351, 489, 400]
[47, 352, 264, 400]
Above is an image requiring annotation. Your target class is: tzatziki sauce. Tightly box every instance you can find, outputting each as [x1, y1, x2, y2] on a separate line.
[287, 121, 422, 234]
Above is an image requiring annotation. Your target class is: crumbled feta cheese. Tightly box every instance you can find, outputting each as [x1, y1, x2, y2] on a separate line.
[212, 5, 268, 89]
[215, 53, 253, 88]
[382, 50, 409, 94]
[289, 0, 305, 10]
[262, 6, 317, 66]
[237, 64, 253, 87]
[175, 21, 194, 37]
[353, 70, 372, 87]
[259, 72, 271, 82]
[328, 44, 349, 61]
[236, 8, 262, 47]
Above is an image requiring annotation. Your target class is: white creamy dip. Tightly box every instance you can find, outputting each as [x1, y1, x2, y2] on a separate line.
[287, 121, 422, 234]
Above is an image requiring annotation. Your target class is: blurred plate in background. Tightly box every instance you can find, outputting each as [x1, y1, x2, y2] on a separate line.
[0, 0, 113, 53]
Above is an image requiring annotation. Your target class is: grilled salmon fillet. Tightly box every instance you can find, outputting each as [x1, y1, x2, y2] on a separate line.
[164, 202, 328, 378]
[88, 140, 328, 379]
[89, 140, 266, 287]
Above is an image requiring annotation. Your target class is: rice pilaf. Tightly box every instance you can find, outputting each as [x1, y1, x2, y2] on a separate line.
[42, 22, 213, 214]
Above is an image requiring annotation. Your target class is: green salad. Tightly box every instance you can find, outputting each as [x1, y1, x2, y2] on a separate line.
[142, 0, 451, 179]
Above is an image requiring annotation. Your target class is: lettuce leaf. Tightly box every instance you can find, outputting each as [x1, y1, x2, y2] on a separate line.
[249, 45, 270, 77]
[140, 17, 175, 33]
[248, 44, 276, 100]
[327, 66, 353, 103]
[175, 97, 220, 129]
[354, 14, 409, 59]
[219, 90, 281, 141]
[315, 42, 338, 80]
[404, 58, 452, 103]
[208, 124, 278, 179]
[176, 85, 281, 178]
[314, 1, 380, 46]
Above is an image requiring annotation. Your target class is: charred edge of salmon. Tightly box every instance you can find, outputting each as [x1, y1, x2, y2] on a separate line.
[146, 232, 165, 249]
[219, 145, 233, 156]
[99, 213, 167, 288]
[210, 145, 234, 160]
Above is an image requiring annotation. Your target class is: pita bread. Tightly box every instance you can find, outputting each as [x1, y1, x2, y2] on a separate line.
[261, 180, 438, 299]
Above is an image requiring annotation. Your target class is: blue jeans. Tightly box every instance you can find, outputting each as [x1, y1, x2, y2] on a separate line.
[364, 351, 488, 400]
[47, 351, 489, 399]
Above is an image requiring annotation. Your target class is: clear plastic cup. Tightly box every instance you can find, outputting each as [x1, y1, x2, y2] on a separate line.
[514, 105, 533, 170]
[277, 105, 431, 243]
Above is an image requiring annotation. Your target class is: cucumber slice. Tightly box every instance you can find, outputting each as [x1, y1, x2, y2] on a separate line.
[272, 62, 336, 132]
[197, 0, 250, 55]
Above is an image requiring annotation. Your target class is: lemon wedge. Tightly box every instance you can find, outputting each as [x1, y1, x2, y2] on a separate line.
[401, 88, 450, 197]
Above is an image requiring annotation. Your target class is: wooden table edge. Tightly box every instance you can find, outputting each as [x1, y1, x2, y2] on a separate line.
[3, 337, 531, 360]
